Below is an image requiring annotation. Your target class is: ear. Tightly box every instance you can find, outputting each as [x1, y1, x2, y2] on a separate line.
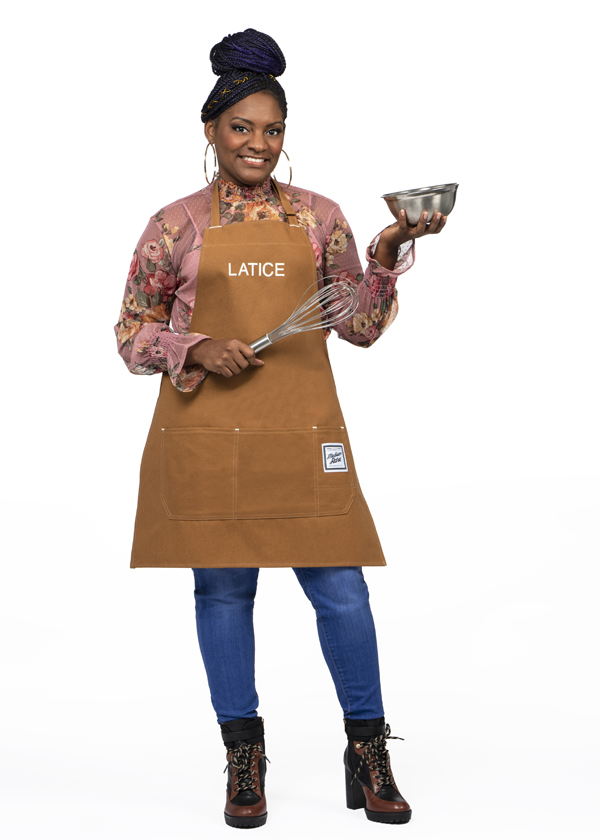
[204, 121, 216, 144]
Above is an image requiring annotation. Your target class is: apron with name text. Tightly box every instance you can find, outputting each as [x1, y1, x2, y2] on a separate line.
[130, 178, 386, 568]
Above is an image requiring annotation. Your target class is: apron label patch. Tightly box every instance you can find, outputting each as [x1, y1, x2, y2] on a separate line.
[322, 443, 348, 472]
[228, 262, 285, 277]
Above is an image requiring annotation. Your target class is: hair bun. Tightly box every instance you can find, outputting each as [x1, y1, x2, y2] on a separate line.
[210, 28, 286, 77]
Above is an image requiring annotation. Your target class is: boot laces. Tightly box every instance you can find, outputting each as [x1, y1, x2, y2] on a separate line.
[353, 723, 404, 787]
[223, 742, 271, 793]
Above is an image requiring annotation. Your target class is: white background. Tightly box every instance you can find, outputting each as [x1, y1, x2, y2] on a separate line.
[2, 1, 599, 837]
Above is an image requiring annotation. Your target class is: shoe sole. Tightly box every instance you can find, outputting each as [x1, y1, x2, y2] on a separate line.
[224, 812, 268, 828]
[366, 808, 412, 824]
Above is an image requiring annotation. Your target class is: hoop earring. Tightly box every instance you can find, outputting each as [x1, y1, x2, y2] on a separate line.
[276, 149, 292, 187]
[204, 142, 217, 184]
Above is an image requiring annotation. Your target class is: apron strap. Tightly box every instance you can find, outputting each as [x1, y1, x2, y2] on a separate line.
[271, 177, 300, 225]
[208, 176, 300, 228]
[209, 178, 221, 228]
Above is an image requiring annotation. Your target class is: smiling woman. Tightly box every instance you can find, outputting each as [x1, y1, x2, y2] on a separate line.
[115, 25, 447, 830]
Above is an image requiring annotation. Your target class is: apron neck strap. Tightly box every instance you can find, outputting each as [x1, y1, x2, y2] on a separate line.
[209, 176, 299, 227]
[210, 178, 221, 228]
[271, 177, 299, 224]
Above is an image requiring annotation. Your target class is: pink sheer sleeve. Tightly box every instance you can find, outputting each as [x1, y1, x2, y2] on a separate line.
[114, 217, 212, 392]
[320, 204, 415, 347]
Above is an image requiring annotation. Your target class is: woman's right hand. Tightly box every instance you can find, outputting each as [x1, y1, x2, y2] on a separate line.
[184, 338, 264, 377]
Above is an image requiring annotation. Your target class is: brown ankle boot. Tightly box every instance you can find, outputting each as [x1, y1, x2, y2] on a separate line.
[344, 717, 412, 824]
[220, 717, 269, 828]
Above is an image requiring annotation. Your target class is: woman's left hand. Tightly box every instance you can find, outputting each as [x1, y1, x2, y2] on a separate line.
[374, 209, 447, 270]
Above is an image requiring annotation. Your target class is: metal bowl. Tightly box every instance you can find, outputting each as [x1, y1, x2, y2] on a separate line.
[382, 183, 458, 226]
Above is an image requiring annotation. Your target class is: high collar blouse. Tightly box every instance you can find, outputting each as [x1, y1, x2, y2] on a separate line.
[115, 177, 415, 392]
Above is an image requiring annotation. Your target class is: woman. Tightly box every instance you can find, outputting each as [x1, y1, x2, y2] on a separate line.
[115, 28, 446, 829]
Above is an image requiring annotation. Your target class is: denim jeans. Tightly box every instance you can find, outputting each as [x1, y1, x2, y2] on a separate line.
[192, 566, 385, 724]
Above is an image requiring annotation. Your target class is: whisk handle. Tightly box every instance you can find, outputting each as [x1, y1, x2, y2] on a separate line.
[249, 334, 274, 354]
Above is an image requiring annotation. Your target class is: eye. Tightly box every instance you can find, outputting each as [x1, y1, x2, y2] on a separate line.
[267, 128, 282, 136]
[232, 124, 249, 133]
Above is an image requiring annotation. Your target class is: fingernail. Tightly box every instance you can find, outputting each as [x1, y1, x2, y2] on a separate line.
[435, 213, 441, 220]
[400, 209, 405, 218]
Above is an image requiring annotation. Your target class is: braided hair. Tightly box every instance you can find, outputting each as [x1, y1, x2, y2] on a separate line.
[201, 28, 287, 123]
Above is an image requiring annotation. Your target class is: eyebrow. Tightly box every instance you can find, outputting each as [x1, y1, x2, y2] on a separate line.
[229, 116, 284, 127]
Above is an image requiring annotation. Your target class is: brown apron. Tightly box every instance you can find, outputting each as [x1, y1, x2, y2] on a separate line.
[130, 178, 386, 568]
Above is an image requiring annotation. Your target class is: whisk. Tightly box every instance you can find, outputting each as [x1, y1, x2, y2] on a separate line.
[249, 276, 359, 353]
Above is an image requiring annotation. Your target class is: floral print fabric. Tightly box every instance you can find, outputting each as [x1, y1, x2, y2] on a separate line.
[115, 177, 415, 392]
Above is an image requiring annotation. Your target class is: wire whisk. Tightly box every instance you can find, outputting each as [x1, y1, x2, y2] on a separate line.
[249, 276, 359, 353]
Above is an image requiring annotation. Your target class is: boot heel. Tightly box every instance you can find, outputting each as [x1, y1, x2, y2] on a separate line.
[345, 765, 366, 810]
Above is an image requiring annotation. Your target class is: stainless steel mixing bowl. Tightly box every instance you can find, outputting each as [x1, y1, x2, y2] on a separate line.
[382, 183, 458, 226]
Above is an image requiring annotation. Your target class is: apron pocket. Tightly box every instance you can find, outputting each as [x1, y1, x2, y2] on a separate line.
[160, 426, 355, 521]
[235, 427, 355, 518]
[313, 426, 356, 516]
[161, 428, 236, 520]
[235, 429, 316, 519]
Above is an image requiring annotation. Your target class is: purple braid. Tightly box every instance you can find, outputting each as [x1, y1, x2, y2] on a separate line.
[201, 28, 287, 123]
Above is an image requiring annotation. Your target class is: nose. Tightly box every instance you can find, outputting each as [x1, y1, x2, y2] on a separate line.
[246, 130, 267, 153]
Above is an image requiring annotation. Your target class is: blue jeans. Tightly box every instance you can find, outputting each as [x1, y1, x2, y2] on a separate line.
[192, 566, 385, 724]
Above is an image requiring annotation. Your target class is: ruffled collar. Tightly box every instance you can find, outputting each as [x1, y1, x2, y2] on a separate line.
[217, 176, 277, 203]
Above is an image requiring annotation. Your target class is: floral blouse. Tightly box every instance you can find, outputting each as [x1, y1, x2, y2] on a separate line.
[114, 177, 415, 392]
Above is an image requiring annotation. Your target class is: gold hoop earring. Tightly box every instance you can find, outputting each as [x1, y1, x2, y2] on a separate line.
[204, 142, 217, 184]
[276, 149, 292, 187]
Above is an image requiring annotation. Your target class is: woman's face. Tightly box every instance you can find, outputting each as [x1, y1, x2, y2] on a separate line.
[204, 91, 285, 188]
